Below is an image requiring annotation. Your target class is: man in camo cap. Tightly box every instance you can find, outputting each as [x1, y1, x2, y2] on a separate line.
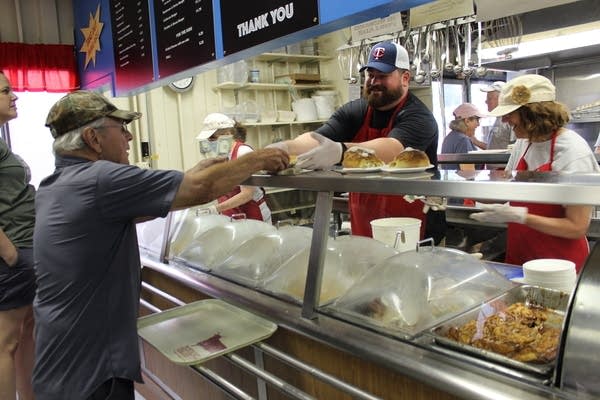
[45, 90, 141, 138]
[32, 90, 289, 399]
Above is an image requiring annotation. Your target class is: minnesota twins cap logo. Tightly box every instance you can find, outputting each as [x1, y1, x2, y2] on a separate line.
[372, 47, 386, 60]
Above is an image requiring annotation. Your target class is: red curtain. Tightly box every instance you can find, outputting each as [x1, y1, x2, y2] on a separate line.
[0, 42, 79, 92]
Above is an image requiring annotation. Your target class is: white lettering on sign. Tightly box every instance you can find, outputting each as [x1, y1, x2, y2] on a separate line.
[269, 3, 293, 23]
[236, 2, 294, 38]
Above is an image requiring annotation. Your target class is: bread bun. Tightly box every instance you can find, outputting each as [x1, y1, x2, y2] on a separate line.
[388, 149, 430, 168]
[342, 146, 384, 168]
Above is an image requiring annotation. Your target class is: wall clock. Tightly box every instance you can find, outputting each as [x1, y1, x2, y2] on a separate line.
[168, 77, 194, 93]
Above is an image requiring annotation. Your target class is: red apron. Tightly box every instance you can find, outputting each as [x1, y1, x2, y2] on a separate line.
[506, 133, 589, 272]
[349, 99, 427, 238]
[218, 141, 269, 222]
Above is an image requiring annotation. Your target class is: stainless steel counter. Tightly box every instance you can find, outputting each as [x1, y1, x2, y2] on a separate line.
[436, 153, 600, 166]
[141, 257, 568, 400]
[140, 169, 600, 400]
[437, 153, 510, 165]
[247, 169, 600, 205]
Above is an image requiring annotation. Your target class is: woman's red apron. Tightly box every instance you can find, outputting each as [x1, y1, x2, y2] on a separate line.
[506, 133, 589, 272]
[218, 141, 269, 222]
[349, 99, 426, 238]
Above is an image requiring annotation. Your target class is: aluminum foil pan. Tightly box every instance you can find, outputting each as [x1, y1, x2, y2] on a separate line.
[430, 285, 571, 376]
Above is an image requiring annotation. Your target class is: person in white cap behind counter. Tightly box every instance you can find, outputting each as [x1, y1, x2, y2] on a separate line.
[479, 81, 515, 150]
[470, 74, 600, 272]
[197, 113, 272, 223]
[266, 41, 445, 243]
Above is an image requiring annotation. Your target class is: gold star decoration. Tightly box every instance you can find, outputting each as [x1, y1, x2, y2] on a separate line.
[79, 4, 104, 69]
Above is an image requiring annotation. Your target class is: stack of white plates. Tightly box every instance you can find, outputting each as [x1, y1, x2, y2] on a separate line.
[522, 258, 577, 292]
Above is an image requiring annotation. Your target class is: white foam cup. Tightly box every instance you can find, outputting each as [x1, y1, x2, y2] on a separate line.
[370, 217, 421, 252]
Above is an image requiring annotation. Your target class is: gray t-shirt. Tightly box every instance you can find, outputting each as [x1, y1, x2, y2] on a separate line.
[487, 118, 514, 150]
[315, 93, 439, 165]
[440, 130, 478, 170]
[33, 155, 183, 400]
[0, 139, 35, 247]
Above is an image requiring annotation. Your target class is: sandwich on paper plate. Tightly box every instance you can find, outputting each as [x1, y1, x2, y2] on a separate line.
[342, 146, 430, 169]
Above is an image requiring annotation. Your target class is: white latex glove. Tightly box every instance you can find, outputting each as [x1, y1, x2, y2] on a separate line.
[469, 204, 528, 224]
[265, 141, 289, 152]
[197, 204, 219, 215]
[403, 195, 447, 213]
[295, 132, 342, 170]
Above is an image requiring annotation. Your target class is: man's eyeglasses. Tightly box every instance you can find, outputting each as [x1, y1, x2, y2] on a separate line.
[97, 122, 129, 135]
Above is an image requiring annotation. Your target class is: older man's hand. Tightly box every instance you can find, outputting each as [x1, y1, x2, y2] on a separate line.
[296, 132, 342, 170]
[254, 148, 290, 173]
[188, 156, 228, 173]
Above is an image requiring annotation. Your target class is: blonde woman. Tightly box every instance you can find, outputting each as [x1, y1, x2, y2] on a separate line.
[0, 71, 35, 400]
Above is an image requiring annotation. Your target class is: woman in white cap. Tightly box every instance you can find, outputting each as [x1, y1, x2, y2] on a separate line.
[197, 113, 272, 223]
[441, 102, 487, 171]
[471, 74, 600, 272]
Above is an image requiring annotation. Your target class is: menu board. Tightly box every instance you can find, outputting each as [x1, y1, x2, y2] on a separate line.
[109, 0, 154, 93]
[153, 0, 216, 78]
[220, 0, 319, 55]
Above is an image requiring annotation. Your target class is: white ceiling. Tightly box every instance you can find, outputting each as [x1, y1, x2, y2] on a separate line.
[0, 0, 74, 44]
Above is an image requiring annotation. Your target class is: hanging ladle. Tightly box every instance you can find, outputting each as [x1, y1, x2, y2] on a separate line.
[429, 29, 441, 80]
[475, 21, 488, 77]
[452, 23, 463, 75]
[444, 24, 454, 72]
[414, 29, 427, 84]
[463, 22, 475, 78]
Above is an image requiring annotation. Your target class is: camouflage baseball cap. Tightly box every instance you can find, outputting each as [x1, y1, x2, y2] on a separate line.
[45, 90, 142, 138]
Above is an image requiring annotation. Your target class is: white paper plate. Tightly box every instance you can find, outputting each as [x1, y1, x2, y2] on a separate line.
[341, 167, 381, 173]
[467, 149, 509, 154]
[510, 277, 574, 292]
[382, 172, 432, 180]
[381, 164, 434, 173]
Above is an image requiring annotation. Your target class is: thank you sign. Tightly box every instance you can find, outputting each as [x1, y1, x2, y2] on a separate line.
[220, 0, 319, 55]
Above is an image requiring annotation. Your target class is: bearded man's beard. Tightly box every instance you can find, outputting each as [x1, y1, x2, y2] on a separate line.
[364, 84, 404, 108]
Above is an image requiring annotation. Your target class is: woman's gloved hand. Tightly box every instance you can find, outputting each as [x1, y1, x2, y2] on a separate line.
[469, 204, 528, 224]
[197, 204, 219, 215]
[296, 133, 342, 170]
[403, 195, 447, 213]
[265, 141, 289, 153]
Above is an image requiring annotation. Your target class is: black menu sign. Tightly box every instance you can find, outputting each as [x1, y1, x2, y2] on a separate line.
[220, 0, 319, 55]
[153, 0, 216, 78]
[109, 0, 154, 94]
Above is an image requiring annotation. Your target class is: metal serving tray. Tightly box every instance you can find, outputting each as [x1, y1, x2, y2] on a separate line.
[430, 285, 571, 376]
[138, 299, 277, 365]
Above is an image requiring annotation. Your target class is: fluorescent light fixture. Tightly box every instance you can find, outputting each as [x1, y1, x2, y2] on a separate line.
[481, 27, 600, 62]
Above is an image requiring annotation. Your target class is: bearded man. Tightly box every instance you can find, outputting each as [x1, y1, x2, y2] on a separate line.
[266, 41, 444, 242]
